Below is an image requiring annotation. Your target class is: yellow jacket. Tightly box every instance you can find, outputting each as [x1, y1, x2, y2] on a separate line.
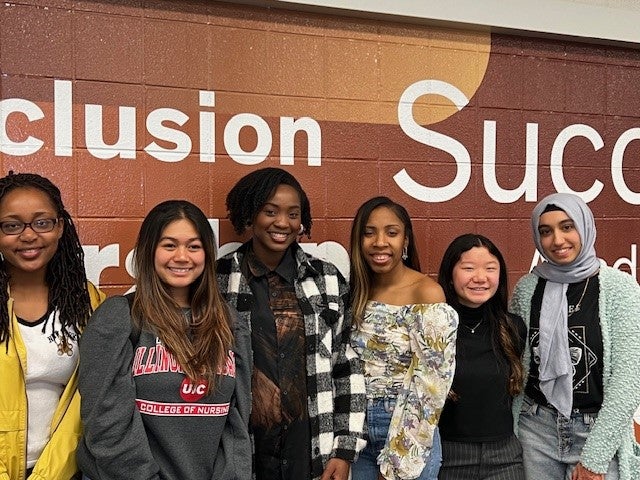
[0, 283, 105, 480]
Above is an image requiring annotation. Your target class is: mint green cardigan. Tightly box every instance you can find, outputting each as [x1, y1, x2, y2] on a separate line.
[510, 261, 640, 479]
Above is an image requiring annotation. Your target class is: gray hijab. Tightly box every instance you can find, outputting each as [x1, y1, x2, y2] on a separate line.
[530, 193, 600, 418]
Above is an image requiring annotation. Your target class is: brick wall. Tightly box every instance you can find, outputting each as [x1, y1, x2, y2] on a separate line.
[1, 0, 639, 294]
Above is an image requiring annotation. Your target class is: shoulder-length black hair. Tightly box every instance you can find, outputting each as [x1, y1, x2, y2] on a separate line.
[438, 234, 508, 313]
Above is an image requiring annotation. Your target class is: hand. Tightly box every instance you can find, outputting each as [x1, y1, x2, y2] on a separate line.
[320, 458, 350, 480]
[571, 462, 605, 480]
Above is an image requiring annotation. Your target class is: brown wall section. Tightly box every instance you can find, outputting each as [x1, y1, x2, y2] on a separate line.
[1, 0, 640, 295]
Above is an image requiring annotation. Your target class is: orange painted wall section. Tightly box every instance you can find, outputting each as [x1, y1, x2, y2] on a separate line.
[1, 0, 640, 298]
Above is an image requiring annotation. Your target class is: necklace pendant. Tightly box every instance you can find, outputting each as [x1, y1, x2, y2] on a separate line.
[463, 318, 483, 334]
[568, 277, 589, 317]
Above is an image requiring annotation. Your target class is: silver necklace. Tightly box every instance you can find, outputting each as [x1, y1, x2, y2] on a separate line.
[568, 277, 590, 317]
[461, 318, 483, 334]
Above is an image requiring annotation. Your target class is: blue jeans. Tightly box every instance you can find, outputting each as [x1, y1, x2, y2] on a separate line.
[352, 398, 442, 480]
[518, 396, 618, 480]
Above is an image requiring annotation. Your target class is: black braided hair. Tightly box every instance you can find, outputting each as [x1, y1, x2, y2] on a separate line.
[0, 172, 92, 350]
[225, 167, 312, 237]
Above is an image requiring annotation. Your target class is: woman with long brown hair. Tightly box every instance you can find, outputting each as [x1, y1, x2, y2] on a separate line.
[77, 200, 251, 480]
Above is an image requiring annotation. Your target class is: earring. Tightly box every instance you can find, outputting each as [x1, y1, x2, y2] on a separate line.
[402, 245, 408, 260]
[298, 225, 305, 235]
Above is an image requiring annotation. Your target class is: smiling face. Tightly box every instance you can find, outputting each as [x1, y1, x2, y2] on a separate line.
[154, 218, 205, 306]
[250, 183, 302, 270]
[452, 246, 500, 308]
[538, 210, 582, 265]
[0, 187, 63, 279]
[361, 206, 408, 276]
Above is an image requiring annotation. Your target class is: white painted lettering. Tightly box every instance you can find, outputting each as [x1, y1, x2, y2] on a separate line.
[483, 121, 539, 203]
[1, 81, 320, 167]
[550, 124, 604, 202]
[85, 104, 137, 159]
[613, 244, 637, 278]
[611, 128, 640, 205]
[82, 244, 120, 286]
[199, 91, 215, 163]
[0, 98, 44, 156]
[144, 108, 191, 162]
[395, 80, 471, 202]
[223, 113, 272, 165]
[54, 80, 72, 157]
[279, 116, 322, 166]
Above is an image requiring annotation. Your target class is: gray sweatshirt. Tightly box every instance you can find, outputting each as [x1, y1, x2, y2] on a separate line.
[77, 296, 251, 480]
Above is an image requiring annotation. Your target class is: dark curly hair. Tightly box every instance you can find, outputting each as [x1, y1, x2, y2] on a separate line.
[225, 167, 312, 237]
[0, 172, 93, 350]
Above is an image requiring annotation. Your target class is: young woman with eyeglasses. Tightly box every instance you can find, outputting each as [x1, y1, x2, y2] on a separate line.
[0, 172, 105, 479]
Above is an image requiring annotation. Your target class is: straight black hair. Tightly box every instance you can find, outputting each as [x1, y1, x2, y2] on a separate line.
[438, 233, 524, 396]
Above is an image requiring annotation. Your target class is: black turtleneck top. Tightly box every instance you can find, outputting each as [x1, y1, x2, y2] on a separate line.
[438, 304, 526, 442]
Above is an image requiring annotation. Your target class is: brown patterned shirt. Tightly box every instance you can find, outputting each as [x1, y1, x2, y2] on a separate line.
[243, 246, 310, 479]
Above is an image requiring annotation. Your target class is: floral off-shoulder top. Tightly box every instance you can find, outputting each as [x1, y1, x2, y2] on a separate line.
[351, 301, 458, 480]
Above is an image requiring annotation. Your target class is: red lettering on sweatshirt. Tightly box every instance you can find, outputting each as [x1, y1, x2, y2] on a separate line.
[180, 378, 209, 402]
[135, 399, 230, 416]
[132, 343, 184, 377]
[156, 344, 181, 372]
[132, 346, 147, 376]
[217, 350, 236, 378]
[143, 346, 156, 374]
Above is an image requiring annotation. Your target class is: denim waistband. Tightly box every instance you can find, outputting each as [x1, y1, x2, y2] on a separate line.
[524, 395, 599, 419]
[366, 397, 397, 408]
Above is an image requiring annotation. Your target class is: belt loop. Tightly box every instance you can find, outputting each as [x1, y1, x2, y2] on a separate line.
[527, 397, 539, 415]
[583, 413, 595, 427]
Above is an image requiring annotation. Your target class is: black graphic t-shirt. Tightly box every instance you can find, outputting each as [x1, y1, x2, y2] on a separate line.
[525, 275, 604, 413]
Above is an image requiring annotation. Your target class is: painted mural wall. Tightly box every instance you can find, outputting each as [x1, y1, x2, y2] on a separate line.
[1, 0, 640, 296]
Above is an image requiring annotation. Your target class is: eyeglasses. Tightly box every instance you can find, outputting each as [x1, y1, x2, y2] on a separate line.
[0, 218, 60, 235]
